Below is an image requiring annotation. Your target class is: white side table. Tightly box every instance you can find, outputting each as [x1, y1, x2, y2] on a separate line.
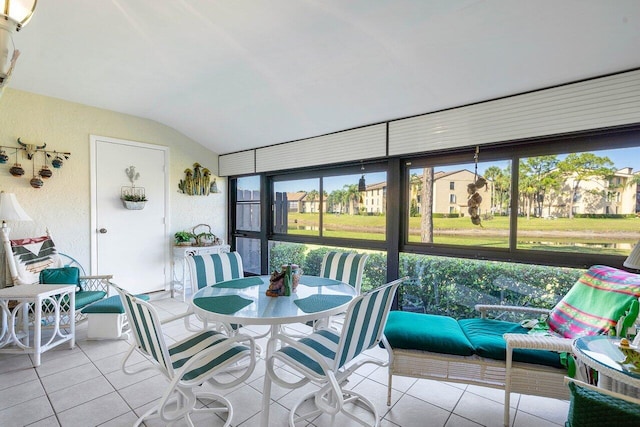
[171, 244, 231, 301]
[0, 284, 76, 366]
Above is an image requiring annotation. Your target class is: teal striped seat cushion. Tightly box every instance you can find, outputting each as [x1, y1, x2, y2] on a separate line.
[169, 330, 251, 382]
[277, 329, 341, 375]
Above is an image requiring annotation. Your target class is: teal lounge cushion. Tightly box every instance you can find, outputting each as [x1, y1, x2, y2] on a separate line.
[75, 290, 107, 310]
[459, 318, 562, 368]
[81, 294, 149, 314]
[384, 311, 475, 356]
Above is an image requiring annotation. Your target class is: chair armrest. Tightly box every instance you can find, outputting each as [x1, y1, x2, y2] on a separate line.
[160, 311, 191, 325]
[79, 275, 113, 293]
[503, 332, 573, 353]
[475, 304, 551, 319]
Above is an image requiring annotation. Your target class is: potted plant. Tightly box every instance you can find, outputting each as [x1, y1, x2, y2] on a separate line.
[192, 224, 216, 246]
[174, 230, 195, 246]
[196, 231, 216, 246]
[121, 194, 148, 210]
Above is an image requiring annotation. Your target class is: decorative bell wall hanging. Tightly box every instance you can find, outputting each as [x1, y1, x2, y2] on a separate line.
[0, 138, 71, 188]
[467, 146, 487, 227]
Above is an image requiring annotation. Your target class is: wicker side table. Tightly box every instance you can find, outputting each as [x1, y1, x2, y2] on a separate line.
[0, 284, 76, 366]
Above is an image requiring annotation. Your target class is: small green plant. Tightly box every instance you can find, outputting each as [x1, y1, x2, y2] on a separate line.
[196, 231, 216, 245]
[174, 230, 195, 244]
[122, 194, 148, 202]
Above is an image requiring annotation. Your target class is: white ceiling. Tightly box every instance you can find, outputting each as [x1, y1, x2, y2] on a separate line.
[8, 1, 640, 156]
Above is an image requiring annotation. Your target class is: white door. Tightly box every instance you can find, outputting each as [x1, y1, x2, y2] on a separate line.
[90, 136, 169, 294]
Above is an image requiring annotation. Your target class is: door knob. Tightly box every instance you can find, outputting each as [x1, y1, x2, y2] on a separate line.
[99, 228, 108, 234]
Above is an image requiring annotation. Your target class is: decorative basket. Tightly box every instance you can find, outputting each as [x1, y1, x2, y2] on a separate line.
[192, 223, 216, 246]
[122, 200, 146, 210]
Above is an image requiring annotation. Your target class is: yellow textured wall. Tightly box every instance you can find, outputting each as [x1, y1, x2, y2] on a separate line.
[0, 89, 226, 283]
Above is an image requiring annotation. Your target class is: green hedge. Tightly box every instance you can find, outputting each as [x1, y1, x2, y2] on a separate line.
[432, 213, 460, 218]
[268, 243, 306, 273]
[399, 254, 584, 319]
[268, 242, 584, 320]
[572, 213, 634, 219]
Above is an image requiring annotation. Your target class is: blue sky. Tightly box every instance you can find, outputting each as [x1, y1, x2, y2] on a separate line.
[245, 147, 640, 194]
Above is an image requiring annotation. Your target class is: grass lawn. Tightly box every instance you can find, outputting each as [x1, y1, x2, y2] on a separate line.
[285, 213, 639, 252]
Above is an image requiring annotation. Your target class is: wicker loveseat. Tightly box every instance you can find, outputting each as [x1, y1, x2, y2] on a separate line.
[2, 231, 112, 323]
[384, 265, 640, 427]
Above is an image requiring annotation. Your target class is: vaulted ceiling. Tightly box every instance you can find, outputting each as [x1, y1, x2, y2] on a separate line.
[9, 1, 640, 155]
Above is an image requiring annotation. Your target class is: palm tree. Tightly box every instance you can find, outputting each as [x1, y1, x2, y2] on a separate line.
[420, 168, 434, 243]
[483, 166, 502, 213]
[328, 189, 345, 213]
[342, 184, 360, 214]
[307, 189, 319, 213]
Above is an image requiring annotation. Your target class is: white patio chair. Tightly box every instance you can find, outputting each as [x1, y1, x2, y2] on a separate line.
[183, 251, 244, 333]
[313, 251, 369, 330]
[114, 285, 256, 427]
[263, 277, 406, 427]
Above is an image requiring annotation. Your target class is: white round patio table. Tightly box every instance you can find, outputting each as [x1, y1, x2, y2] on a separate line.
[190, 275, 356, 327]
[190, 274, 357, 427]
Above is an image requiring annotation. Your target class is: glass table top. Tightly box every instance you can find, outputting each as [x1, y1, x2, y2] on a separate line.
[574, 335, 640, 382]
[190, 275, 357, 326]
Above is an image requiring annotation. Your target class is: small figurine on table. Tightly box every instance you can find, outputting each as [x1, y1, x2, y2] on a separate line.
[266, 269, 285, 297]
[266, 264, 301, 297]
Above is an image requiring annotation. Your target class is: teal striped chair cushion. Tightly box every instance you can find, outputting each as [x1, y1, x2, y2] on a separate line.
[119, 288, 251, 380]
[169, 330, 251, 382]
[274, 278, 404, 374]
[278, 329, 341, 375]
[188, 252, 244, 290]
[320, 251, 369, 294]
[114, 285, 256, 426]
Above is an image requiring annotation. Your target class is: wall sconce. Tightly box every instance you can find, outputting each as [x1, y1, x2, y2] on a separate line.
[0, 0, 37, 92]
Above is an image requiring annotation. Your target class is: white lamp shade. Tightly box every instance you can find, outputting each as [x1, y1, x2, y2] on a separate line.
[623, 240, 640, 270]
[0, 192, 32, 222]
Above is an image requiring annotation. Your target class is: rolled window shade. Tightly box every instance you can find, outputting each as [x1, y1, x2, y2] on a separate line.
[219, 150, 255, 177]
[255, 124, 386, 173]
[389, 70, 640, 156]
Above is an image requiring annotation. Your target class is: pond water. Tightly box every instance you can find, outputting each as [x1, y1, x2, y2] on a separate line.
[518, 240, 634, 250]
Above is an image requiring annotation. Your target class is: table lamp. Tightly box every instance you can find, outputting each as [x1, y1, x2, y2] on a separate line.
[624, 240, 640, 271]
[0, 191, 32, 238]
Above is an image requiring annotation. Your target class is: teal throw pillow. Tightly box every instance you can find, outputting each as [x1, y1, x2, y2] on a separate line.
[40, 267, 81, 291]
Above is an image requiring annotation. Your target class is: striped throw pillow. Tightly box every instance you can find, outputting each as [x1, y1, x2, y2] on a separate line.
[548, 265, 640, 338]
[10, 235, 62, 285]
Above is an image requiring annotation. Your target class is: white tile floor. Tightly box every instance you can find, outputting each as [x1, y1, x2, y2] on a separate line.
[0, 293, 569, 427]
